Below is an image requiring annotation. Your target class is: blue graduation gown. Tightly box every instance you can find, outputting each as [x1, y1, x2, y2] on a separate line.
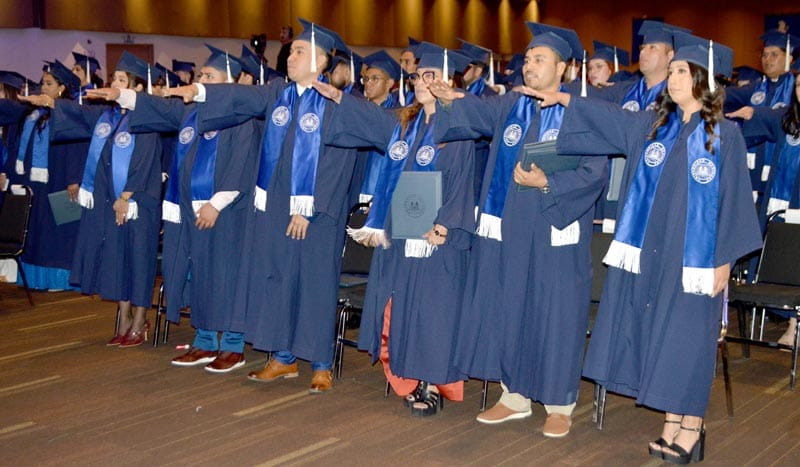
[196, 83, 358, 363]
[128, 93, 260, 331]
[435, 93, 607, 406]
[327, 95, 476, 384]
[50, 100, 162, 307]
[558, 97, 762, 415]
[0, 99, 88, 272]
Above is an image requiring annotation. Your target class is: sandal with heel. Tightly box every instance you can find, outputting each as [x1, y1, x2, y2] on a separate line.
[663, 424, 705, 465]
[410, 383, 443, 417]
[649, 418, 682, 459]
[403, 381, 426, 408]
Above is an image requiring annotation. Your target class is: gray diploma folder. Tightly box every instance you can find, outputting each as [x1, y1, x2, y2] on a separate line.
[390, 171, 442, 240]
[48, 190, 82, 225]
[517, 140, 581, 191]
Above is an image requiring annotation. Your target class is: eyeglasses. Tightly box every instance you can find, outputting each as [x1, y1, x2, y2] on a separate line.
[361, 75, 387, 84]
[408, 71, 438, 83]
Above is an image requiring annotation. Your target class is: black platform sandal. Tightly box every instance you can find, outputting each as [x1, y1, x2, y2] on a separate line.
[403, 381, 426, 408]
[411, 383, 443, 417]
[648, 419, 681, 459]
[663, 424, 705, 465]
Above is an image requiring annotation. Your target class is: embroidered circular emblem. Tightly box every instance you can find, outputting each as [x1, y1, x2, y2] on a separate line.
[643, 142, 667, 167]
[29, 110, 40, 120]
[114, 131, 132, 148]
[750, 91, 766, 105]
[299, 112, 320, 133]
[388, 141, 409, 161]
[203, 130, 218, 140]
[178, 126, 195, 145]
[271, 105, 290, 126]
[95, 122, 112, 138]
[622, 100, 640, 112]
[772, 102, 787, 110]
[691, 158, 717, 184]
[645, 101, 658, 112]
[787, 134, 800, 147]
[540, 128, 560, 142]
[415, 145, 435, 166]
[503, 124, 523, 147]
[403, 194, 425, 219]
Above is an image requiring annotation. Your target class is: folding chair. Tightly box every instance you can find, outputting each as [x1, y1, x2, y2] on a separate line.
[0, 185, 34, 306]
[727, 213, 800, 390]
[333, 203, 372, 379]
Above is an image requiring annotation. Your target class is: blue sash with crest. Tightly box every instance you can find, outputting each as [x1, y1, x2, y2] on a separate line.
[16, 109, 50, 183]
[766, 133, 800, 215]
[752, 74, 796, 190]
[359, 94, 397, 203]
[79, 107, 121, 208]
[621, 78, 666, 112]
[467, 78, 487, 97]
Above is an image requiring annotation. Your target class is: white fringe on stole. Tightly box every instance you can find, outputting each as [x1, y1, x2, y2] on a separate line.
[78, 187, 94, 209]
[10, 184, 26, 195]
[162, 200, 181, 223]
[784, 208, 800, 224]
[126, 201, 139, 221]
[752, 190, 758, 203]
[254, 186, 267, 211]
[603, 239, 641, 274]
[682, 267, 714, 296]
[290, 195, 314, 217]
[30, 167, 48, 183]
[476, 213, 503, 241]
[766, 198, 789, 217]
[601, 218, 616, 234]
[404, 239, 436, 258]
[551, 220, 580, 246]
[347, 226, 390, 248]
[15, 160, 24, 175]
[358, 193, 373, 204]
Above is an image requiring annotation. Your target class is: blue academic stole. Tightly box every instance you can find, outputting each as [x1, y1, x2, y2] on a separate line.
[256, 79, 327, 215]
[621, 78, 666, 112]
[467, 78, 487, 97]
[767, 133, 800, 214]
[359, 95, 398, 202]
[752, 74, 796, 185]
[16, 108, 50, 182]
[79, 107, 135, 208]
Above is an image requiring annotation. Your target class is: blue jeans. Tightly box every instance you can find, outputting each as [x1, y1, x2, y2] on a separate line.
[273, 350, 331, 371]
[192, 328, 244, 353]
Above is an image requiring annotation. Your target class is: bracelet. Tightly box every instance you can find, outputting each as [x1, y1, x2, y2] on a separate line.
[119, 194, 131, 202]
[433, 228, 447, 238]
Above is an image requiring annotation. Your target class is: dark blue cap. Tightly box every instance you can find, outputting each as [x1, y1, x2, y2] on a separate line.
[0, 70, 29, 90]
[457, 39, 492, 65]
[637, 20, 691, 47]
[155, 62, 186, 86]
[72, 52, 100, 74]
[505, 53, 524, 72]
[733, 65, 761, 84]
[42, 59, 80, 89]
[672, 32, 733, 78]
[204, 44, 243, 77]
[609, 70, 637, 83]
[239, 44, 264, 77]
[171, 59, 195, 73]
[793, 58, 800, 73]
[414, 42, 472, 77]
[591, 40, 630, 66]
[406, 36, 422, 54]
[760, 29, 800, 51]
[297, 18, 339, 54]
[364, 50, 401, 80]
[526, 22, 584, 62]
[115, 51, 151, 81]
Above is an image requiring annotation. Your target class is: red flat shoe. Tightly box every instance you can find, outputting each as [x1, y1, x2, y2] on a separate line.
[119, 321, 150, 348]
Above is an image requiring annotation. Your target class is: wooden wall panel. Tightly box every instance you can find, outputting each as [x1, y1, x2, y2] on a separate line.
[0, 0, 36, 28]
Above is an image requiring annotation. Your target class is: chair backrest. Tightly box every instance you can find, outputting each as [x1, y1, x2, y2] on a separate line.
[756, 221, 800, 286]
[590, 231, 613, 302]
[341, 203, 374, 276]
[0, 186, 33, 256]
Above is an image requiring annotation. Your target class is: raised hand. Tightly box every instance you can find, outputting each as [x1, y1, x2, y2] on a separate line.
[85, 87, 121, 101]
[427, 79, 465, 105]
[163, 84, 200, 103]
[725, 106, 754, 121]
[310, 80, 343, 104]
[18, 94, 54, 108]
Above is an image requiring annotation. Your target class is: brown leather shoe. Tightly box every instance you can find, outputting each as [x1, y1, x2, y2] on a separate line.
[309, 370, 333, 394]
[476, 402, 532, 425]
[171, 348, 218, 367]
[204, 351, 246, 373]
[542, 413, 572, 438]
[247, 359, 299, 382]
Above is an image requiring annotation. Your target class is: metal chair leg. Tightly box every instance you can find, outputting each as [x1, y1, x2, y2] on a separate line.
[115, 306, 121, 335]
[384, 380, 391, 398]
[593, 383, 606, 430]
[720, 340, 734, 417]
[791, 314, 799, 391]
[736, 304, 750, 359]
[480, 380, 489, 412]
[152, 283, 164, 347]
[758, 309, 766, 341]
[333, 303, 348, 380]
[14, 258, 34, 306]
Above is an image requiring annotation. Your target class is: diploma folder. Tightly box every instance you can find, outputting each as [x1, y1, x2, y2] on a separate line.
[517, 140, 581, 191]
[48, 190, 82, 225]
[390, 171, 442, 240]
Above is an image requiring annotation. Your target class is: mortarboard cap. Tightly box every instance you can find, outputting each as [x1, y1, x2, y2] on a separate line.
[759, 29, 800, 51]
[637, 20, 691, 47]
[793, 58, 800, 73]
[591, 40, 630, 67]
[672, 31, 734, 79]
[171, 59, 195, 73]
[239, 44, 264, 77]
[155, 62, 186, 86]
[505, 53, 524, 73]
[204, 44, 243, 77]
[42, 59, 81, 90]
[72, 52, 100, 74]
[297, 18, 339, 55]
[115, 51, 151, 81]
[526, 22, 584, 62]
[406, 37, 422, 54]
[364, 50, 401, 81]
[457, 39, 492, 65]
[414, 42, 472, 77]
[733, 65, 761, 85]
[0, 70, 29, 91]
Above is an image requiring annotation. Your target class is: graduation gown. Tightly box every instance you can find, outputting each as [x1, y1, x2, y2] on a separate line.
[327, 95, 475, 384]
[196, 83, 357, 363]
[435, 92, 607, 406]
[127, 93, 260, 331]
[51, 100, 162, 306]
[558, 97, 762, 416]
[0, 99, 88, 273]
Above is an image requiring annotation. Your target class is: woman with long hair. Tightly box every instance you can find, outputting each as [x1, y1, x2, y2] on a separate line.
[530, 33, 761, 463]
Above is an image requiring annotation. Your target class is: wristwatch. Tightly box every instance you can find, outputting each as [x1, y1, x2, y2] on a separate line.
[540, 184, 551, 194]
[119, 193, 131, 202]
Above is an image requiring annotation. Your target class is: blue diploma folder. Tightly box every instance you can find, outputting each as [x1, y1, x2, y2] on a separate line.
[390, 171, 442, 240]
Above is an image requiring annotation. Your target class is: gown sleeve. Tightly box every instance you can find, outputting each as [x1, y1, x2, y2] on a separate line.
[557, 96, 652, 158]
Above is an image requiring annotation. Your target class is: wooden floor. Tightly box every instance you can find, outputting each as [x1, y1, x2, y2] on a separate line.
[1, 284, 799, 466]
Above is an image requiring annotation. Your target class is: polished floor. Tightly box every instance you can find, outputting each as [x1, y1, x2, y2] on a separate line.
[1, 283, 799, 466]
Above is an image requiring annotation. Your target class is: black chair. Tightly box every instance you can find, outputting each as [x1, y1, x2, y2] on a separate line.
[0, 186, 34, 306]
[727, 214, 800, 390]
[333, 203, 373, 379]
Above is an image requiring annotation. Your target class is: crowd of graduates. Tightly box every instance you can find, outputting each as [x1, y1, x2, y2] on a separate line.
[2, 16, 800, 464]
